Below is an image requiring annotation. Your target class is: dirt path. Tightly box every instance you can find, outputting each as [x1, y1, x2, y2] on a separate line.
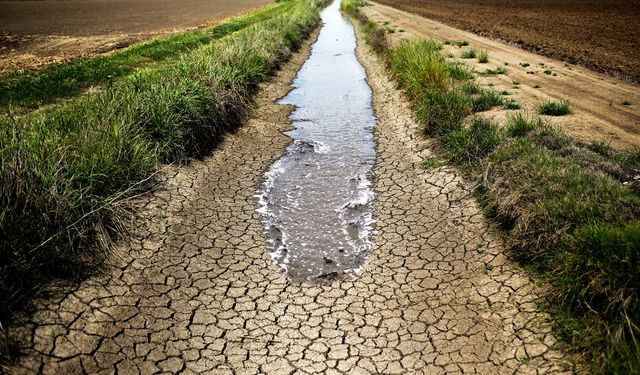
[7, 22, 574, 375]
[363, 2, 640, 150]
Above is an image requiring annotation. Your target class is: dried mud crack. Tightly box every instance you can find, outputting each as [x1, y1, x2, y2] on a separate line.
[7, 19, 575, 375]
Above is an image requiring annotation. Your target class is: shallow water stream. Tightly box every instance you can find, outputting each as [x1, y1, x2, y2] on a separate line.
[257, 0, 377, 283]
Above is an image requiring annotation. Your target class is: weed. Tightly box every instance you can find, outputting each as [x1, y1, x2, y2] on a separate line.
[622, 100, 632, 106]
[471, 89, 504, 112]
[444, 117, 501, 166]
[462, 82, 482, 95]
[460, 48, 477, 59]
[447, 63, 474, 80]
[538, 100, 572, 116]
[477, 66, 507, 76]
[588, 140, 612, 157]
[520, 62, 530, 67]
[422, 157, 445, 169]
[505, 112, 545, 137]
[449, 40, 469, 47]
[477, 49, 489, 63]
[533, 84, 541, 88]
[544, 69, 552, 75]
[503, 100, 521, 110]
[340, 0, 368, 13]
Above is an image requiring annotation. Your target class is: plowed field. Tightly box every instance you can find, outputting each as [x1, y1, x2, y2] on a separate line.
[0, 0, 271, 72]
[375, 0, 640, 83]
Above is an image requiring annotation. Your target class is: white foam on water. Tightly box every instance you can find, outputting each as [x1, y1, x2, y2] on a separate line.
[255, 0, 377, 283]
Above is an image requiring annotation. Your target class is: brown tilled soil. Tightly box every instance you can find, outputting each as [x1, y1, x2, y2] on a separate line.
[376, 0, 640, 84]
[363, 1, 640, 149]
[0, 0, 271, 73]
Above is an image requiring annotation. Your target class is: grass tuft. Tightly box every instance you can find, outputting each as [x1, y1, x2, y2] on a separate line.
[477, 66, 507, 76]
[477, 49, 489, 63]
[444, 117, 501, 167]
[538, 100, 572, 116]
[460, 48, 477, 59]
[505, 112, 546, 137]
[471, 88, 504, 112]
[503, 99, 521, 110]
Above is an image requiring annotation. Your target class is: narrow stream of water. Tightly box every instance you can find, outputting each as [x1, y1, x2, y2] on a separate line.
[257, 0, 376, 283]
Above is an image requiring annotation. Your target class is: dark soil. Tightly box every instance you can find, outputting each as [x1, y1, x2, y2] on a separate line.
[375, 0, 640, 83]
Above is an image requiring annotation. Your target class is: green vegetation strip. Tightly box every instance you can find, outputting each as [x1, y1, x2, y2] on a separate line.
[0, 1, 292, 113]
[343, 0, 639, 372]
[0, 0, 328, 344]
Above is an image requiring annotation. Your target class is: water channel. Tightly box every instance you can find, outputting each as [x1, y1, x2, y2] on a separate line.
[257, 0, 377, 283]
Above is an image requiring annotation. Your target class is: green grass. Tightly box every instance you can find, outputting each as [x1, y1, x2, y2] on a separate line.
[538, 100, 572, 116]
[340, 0, 369, 13]
[444, 40, 469, 47]
[347, 4, 640, 370]
[0, 0, 327, 357]
[503, 100, 521, 110]
[443, 117, 501, 167]
[0, 1, 292, 113]
[477, 66, 507, 76]
[477, 49, 489, 63]
[471, 89, 504, 112]
[505, 112, 545, 137]
[460, 48, 477, 59]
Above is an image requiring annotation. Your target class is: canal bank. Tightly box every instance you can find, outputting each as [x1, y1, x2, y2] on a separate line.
[6, 1, 573, 372]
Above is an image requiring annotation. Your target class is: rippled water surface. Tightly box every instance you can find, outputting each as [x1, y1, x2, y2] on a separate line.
[257, 0, 376, 283]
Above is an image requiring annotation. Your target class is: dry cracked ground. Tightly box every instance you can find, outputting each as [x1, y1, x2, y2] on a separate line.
[6, 25, 577, 374]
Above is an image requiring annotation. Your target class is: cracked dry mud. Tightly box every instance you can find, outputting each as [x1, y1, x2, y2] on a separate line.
[7, 21, 575, 375]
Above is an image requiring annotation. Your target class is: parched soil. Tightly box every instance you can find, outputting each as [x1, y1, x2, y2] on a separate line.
[0, 0, 271, 73]
[5, 22, 575, 374]
[363, 1, 640, 149]
[375, 0, 640, 84]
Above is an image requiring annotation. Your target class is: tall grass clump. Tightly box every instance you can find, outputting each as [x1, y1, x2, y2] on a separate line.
[443, 117, 501, 167]
[343, 1, 640, 370]
[470, 88, 504, 112]
[538, 99, 572, 116]
[0, 0, 328, 353]
[505, 112, 546, 137]
[477, 49, 489, 63]
[460, 48, 478, 59]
